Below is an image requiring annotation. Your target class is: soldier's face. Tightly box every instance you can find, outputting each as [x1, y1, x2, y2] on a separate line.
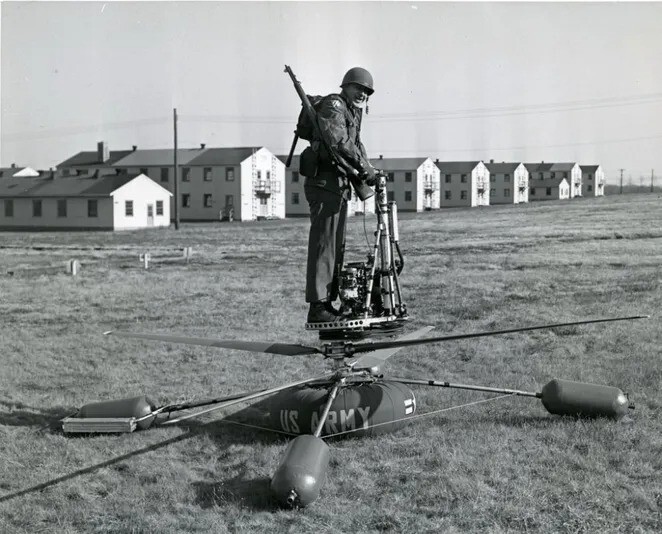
[343, 83, 369, 108]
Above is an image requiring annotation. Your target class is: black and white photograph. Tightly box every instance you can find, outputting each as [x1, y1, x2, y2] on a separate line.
[1, 1, 660, 532]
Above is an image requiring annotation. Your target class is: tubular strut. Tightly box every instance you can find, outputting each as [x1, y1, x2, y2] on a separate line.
[160, 374, 335, 425]
[388, 377, 541, 398]
[313, 379, 345, 437]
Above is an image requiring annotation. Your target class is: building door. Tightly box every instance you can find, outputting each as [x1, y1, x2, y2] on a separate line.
[147, 204, 154, 226]
[259, 197, 268, 217]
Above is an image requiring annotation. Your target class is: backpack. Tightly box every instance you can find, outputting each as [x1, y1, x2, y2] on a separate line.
[295, 95, 325, 141]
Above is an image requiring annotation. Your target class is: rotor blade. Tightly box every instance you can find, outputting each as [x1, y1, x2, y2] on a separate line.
[104, 331, 322, 356]
[350, 326, 435, 370]
[161, 373, 334, 425]
[348, 315, 649, 355]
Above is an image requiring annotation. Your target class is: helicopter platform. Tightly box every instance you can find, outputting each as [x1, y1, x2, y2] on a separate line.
[305, 314, 409, 341]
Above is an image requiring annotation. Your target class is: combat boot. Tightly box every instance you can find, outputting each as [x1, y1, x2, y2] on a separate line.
[307, 301, 341, 323]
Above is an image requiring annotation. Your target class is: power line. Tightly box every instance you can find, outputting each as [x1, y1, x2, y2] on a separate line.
[4, 90, 662, 141]
[1, 117, 171, 142]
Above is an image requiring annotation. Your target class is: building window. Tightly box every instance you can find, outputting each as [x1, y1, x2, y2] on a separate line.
[125, 200, 134, 216]
[292, 192, 300, 205]
[405, 172, 412, 182]
[490, 176, 496, 183]
[444, 191, 451, 200]
[504, 174, 510, 182]
[88, 200, 98, 217]
[404, 191, 412, 202]
[204, 194, 213, 207]
[266, 170, 271, 180]
[292, 171, 300, 183]
[490, 188, 496, 196]
[226, 167, 235, 181]
[57, 199, 67, 217]
[203, 168, 212, 181]
[182, 194, 191, 207]
[257, 170, 262, 179]
[225, 194, 234, 207]
[504, 188, 511, 197]
[460, 191, 467, 200]
[531, 188, 536, 196]
[182, 168, 190, 182]
[387, 172, 394, 182]
[546, 187, 552, 196]
[588, 185, 593, 192]
[461, 174, 467, 183]
[445, 174, 451, 183]
[33, 200, 42, 217]
[259, 197, 268, 205]
[387, 191, 394, 201]
[156, 200, 164, 215]
[4, 199, 14, 217]
[588, 174, 593, 180]
[140, 168, 148, 176]
[160, 168, 169, 182]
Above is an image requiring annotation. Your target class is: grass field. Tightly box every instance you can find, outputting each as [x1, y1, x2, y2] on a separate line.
[0, 194, 660, 533]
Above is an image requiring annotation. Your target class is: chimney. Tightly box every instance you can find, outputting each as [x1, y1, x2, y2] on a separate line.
[379, 154, 383, 159]
[490, 159, 494, 163]
[11, 163, 16, 168]
[435, 158, 440, 163]
[97, 141, 109, 162]
[50, 167, 55, 179]
[132, 145, 137, 151]
[200, 143, 206, 149]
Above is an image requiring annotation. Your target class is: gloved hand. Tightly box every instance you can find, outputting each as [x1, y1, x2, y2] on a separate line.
[362, 168, 378, 187]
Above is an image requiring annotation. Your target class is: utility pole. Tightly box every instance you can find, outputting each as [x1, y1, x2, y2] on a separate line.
[619, 168, 624, 194]
[173, 108, 180, 230]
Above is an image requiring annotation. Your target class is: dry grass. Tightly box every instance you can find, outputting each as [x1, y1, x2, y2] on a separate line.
[0, 193, 660, 533]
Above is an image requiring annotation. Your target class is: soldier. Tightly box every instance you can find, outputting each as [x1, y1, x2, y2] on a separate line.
[305, 67, 378, 323]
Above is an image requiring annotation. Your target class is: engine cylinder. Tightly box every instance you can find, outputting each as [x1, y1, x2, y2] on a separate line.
[270, 435, 329, 508]
[541, 379, 631, 419]
[77, 396, 157, 429]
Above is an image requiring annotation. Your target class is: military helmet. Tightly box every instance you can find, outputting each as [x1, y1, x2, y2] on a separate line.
[341, 67, 374, 95]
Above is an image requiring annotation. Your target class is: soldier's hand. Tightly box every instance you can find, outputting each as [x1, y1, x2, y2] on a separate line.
[362, 168, 378, 186]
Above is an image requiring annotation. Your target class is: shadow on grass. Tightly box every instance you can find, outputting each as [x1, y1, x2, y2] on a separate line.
[0, 402, 287, 507]
[193, 475, 274, 511]
[0, 400, 73, 431]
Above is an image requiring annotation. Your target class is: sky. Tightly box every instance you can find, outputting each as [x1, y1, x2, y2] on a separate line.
[2, 1, 662, 184]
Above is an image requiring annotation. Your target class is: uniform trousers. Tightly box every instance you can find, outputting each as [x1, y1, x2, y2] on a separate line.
[304, 180, 349, 303]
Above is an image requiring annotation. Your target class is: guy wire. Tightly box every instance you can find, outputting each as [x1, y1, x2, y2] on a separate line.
[321, 393, 515, 440]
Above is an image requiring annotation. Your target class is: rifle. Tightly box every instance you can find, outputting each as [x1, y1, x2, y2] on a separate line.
[284, 65, 375, 201]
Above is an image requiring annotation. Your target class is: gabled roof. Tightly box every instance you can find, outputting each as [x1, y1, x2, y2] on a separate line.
[113, 148, 208, 167]
[434, 161, 483, 173]
[525, 162, 553, 173]
[0, 174, 151, 198]
[484, 162, 521, 173]
[186, 147, 265, 166]
[369, 157, 428, 171]
[550, 162, 577, 172]
[579, 165, 600, 172]
[57, 150, 134, 168]
[275, 155, 300, 168]
[0, 177, 40, 196]
[0, 167, 25, 177]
